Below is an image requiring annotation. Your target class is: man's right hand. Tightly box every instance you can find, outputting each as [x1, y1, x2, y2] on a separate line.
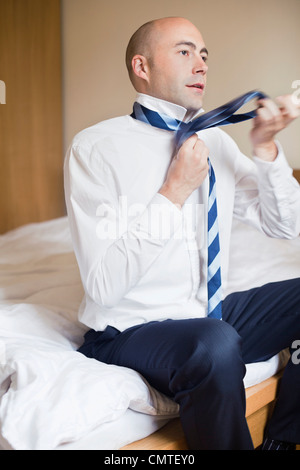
[159, 134, 210, 208]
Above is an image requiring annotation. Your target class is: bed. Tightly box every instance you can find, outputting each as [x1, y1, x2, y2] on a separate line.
[0, 173, 299, 450]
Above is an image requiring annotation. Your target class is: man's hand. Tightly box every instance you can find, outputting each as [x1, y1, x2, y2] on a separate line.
[159, 134, 209, 208]
[250, 94, 300, 161]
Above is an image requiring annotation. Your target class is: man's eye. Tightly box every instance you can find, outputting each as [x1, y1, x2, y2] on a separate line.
[180, 50, 189, 56]
[201, 55, 208, 63]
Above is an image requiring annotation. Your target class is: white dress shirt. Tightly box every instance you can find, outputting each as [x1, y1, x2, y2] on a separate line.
[64, 94, 300, 332]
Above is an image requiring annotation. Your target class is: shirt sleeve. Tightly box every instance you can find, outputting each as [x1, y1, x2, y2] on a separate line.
[64, 144, 183, 309]
[227, 134, 300, 239]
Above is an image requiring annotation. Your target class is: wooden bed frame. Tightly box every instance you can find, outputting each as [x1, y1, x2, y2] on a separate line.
[122, 372, 283, 450]
[121, 169, 300, 451]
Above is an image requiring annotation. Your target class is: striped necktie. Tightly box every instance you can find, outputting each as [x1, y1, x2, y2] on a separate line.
[131, 90, 267, 319]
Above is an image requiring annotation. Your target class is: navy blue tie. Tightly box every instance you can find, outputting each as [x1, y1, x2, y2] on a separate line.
[131, 90, 267, 319]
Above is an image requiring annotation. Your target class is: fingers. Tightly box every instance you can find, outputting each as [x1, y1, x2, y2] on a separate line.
[180, 134, 208, 156]
[256, 94, 300, 127]
[179, 135, 209, 169]
[193, 137, 210, 161]
[276, 94, 300, 119]
[182, 134, 199, 151]
[161, 135, 210, 206]
[178, 135, 210, 181]
[251, 93, 299, 161]
[256, 98, 281, 121]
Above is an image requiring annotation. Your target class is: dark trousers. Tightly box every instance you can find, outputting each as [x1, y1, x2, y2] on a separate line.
[78, 278, 300, 450]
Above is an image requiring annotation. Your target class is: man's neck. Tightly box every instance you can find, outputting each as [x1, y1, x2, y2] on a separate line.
[135, 93, 203, 123]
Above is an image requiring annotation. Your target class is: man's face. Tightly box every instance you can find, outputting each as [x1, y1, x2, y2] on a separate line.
[146, 18, 208, 112]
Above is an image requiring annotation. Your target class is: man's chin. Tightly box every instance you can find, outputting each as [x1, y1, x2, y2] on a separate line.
[183, 96, 204, 112]
[163, 94, 204, 113]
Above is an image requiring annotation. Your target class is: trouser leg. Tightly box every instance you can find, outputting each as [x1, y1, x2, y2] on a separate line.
[78, 318, 253, 450]
[222, 277, 300, 444]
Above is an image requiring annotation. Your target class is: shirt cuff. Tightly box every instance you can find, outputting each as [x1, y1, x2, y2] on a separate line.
[252, 140, 293, 188]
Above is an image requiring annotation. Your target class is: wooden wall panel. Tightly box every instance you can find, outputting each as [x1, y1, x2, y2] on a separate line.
[0, 0, 64, 234]
[294, 169, 300, 183]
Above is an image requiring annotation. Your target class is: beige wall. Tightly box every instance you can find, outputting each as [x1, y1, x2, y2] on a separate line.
[61, 0, 300, 168]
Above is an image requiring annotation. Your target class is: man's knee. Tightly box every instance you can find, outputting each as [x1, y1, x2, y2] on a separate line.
[170, 319, 245, 396]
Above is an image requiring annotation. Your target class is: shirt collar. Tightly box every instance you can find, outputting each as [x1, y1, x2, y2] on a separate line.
[135, 93, 204, 123]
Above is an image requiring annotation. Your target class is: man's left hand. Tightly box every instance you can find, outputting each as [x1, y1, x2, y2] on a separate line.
[250, 94, 300, 161]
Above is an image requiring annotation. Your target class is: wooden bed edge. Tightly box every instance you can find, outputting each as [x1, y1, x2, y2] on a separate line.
[245, 372, 282, 417]
[121, 372, 284, 450]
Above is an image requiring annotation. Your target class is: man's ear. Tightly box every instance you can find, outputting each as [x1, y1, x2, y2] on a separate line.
[131, 55, 150, 84]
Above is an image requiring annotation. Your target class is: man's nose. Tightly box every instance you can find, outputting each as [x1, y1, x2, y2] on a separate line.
[193, 56, 208, 74]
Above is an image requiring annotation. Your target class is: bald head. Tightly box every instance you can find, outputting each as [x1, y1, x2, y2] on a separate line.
[125, 17, 201, 88]
[125, 19, 157, 83]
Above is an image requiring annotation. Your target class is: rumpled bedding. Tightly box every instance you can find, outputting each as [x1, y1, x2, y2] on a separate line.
[0, 217, 299, 450]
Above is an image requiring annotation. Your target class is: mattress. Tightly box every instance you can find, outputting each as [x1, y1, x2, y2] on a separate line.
[0, 216, 299, 450]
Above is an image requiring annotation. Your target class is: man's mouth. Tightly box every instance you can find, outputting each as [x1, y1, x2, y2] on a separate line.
[187, 83, 205, 91]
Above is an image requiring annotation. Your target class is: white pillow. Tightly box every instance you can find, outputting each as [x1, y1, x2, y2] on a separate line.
[0, 338, 178, 450]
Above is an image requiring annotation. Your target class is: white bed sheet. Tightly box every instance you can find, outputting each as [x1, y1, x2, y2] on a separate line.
[0, 216, 299, 450]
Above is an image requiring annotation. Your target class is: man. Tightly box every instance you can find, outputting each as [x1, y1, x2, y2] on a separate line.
[64, 17, 300, 450]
